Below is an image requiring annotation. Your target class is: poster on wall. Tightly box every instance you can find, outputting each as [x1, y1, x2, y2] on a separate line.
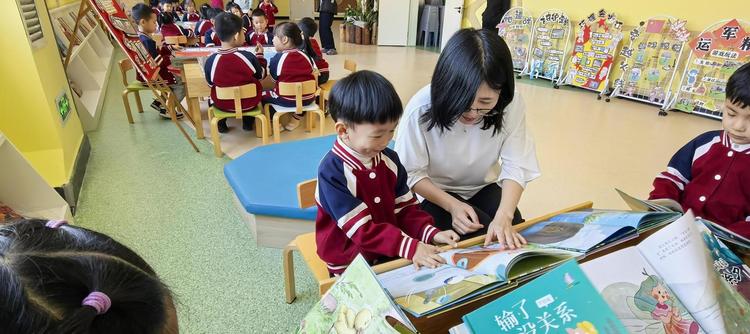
[524, 9, 571, 85]
[88, 0, 159, 81]
[497, 7, 534, 73]
[669, 19, 750, 119]
[610, 17, 690, 111]
[562, 9, 624, 99]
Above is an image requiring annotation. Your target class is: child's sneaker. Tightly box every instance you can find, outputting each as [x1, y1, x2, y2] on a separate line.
[150, 100, 163, 112]
[217, 118, 229, 133]
[159, 107, 184, 119]
[284, 114, 301, 131]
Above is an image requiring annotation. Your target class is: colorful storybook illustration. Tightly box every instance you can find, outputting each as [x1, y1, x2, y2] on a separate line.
[297, 255, 416, 334]
[581, 211, 750, 334]
[463, 260, 628, 334]
[378, 244, 580, 317]
[520, 209, 680, 254]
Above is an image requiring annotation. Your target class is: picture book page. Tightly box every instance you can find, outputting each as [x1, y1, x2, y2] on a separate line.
[637, 211, 725, 333]
[439, 244, 577, 280]
[521, 220, 629, 252]
[581, 247, 704, 334]
[378, 264, 482, 298]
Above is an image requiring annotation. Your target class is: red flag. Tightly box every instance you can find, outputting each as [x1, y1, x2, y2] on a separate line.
[645, 19, 666, 33]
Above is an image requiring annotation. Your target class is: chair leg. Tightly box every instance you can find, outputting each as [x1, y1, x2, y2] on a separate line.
[134, 91, 144, 113]
[319, 93, 327, 114]
[210, 117, 223, 157]
[122, 90, 134, 124]
[317, 110, 325, 136]
[283, 242, 298, 304]
[272, 112, 282, 143]
[305, 112, 312, 133]
[256, 114, 269, 145]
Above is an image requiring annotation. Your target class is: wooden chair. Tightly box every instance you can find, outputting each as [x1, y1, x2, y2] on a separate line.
[263, 80, 325, 143]
[119, 59, 153, 124]
[209, 84, 270, 157]
[318, 59, 357, 114]
[282, 187, 594, 304]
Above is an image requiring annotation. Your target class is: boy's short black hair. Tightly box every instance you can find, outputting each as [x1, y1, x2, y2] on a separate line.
[228, 2, 241, 12]
[160, 0, 171, 5]
[132, 3, 155, 23]
[214, 12, 243, 42]
[298, 17, 318, 38]
[206, 7, 222, 20]
[727, 62, 750, 109]
[158, 11, 174, 25]
[329, 70, 403, 125]
[251, 8, 266, 18]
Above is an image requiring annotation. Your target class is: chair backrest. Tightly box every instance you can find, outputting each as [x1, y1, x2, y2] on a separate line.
[215, 83, 259, 118]
[343, 59, 357, 72]
[297, 179, 317, 208]
[164, 35, 187, 45]
[278, 80, 318, 114]
[118, 59, 133, 86]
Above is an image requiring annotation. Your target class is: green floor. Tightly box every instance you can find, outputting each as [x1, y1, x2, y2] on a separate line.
[74, 53, 316, 333]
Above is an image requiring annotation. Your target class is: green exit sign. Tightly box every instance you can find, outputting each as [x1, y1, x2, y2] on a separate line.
[56, 91, 71, 123]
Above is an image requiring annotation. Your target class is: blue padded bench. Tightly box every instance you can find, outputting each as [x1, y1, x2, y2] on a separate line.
[224, 135, 336, 248]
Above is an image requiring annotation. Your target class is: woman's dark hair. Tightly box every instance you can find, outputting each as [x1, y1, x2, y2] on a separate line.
[274, 22, 304, 47]
[214, 12, 243, 42]
[727, 62, 750, 108]
[329, 70, 403, 126]
[158, 11, 175, 25]
[0, 219, 173, 334]
[199, 3, 210, 17]
[298, 18, 320, 61]
[422, 28, 515, 136]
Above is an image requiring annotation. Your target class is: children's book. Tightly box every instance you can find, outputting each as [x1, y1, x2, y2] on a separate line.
[580, 211, 750, 334]
[520, 209, 680, 254]
[378, 244, 581, 317]
[462, 260, 628, 334]
[696, 219, 750, 303]
[617, 189, 750, 251]
[297, 254, 416, 334]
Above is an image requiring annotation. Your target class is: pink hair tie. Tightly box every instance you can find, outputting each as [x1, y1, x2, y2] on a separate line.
[82, 292, 112, 315]
[45, 220, 68, 229]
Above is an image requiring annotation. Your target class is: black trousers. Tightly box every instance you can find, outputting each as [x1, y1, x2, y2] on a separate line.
[319, 12, 336, 50]
[420, 183, 523, 240]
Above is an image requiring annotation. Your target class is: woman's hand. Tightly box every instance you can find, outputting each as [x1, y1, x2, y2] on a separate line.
[484, 212, 526, 249]
[432, 230, 460, 247]
[449, 200, 483, 235]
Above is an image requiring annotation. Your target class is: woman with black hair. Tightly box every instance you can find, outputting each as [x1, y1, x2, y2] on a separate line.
[395, 28, 540, 249]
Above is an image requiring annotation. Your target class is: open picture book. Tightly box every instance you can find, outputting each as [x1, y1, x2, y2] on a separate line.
[617, 188, 750, 250]
[580, 211, 750, 334]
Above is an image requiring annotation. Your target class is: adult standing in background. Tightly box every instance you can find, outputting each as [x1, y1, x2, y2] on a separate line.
[319, 0, 337, 55]
[482, 0, 511, 33]
[236, 0, 254, 13]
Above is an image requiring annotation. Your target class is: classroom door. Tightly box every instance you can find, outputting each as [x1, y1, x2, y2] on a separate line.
[440, 0, 463, 50]
[377, 0, 410, 46]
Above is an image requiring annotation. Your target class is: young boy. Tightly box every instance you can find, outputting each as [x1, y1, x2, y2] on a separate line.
[194, 7, 217, 41]
[246, 9, 273, 46]
[159, 0, 180, 23]
[257, 0, 278, 33]
[201, 8, 224, 47]
[203, 12, 267, 133]
[298, 17, 329, 83]
[158, 11, 193, 39]
[649, 63, 750, 238]
[132, 3, 184, 119]
[316, 70, 459, 275]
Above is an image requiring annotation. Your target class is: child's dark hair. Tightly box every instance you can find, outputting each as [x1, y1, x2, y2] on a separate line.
[423, 28, 515, 136]
[183, 0, 194, 7]
[206, 7, 222, 20]
[224, 0, 235, 11]
[214, 12, 242, 42]
[329, 70, 403, 126]
[199, 3, 210, 17]
[251, 8, 266, 18]
[158, 11, 175, 25]
[160, 0, 171, 5]
[227, 2, 241, 12]
[132, 3, 155, 23]
[727, 62, 750, 109]
[298, 17, 318, 38]
[0, 219, 174, 334]
[274, 22, 303, 47]
[298, 18, 320, 61]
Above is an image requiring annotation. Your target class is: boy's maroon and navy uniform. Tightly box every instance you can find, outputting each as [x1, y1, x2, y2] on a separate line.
[241, 14, 252, 32]
[262, 49, 317, 107]
[194, 19, 213, 38]
[203, 48, 267, 111]
[309, 38, 329, 79]
[136, 32, 177, 84]
[160, 23, 194, 38]
[257, 2, 278, 27]
[650, 130, 750, 237]
[203, 28, 222, 46]
[182, 12, 200, 22]
[316, 139, 441, 275]
[246, 30, 273, 46]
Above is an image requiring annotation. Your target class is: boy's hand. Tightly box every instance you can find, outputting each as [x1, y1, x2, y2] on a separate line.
[255, 42, 264, 54]
[412, 243, 446, 270]
[432, 230, 459, 248]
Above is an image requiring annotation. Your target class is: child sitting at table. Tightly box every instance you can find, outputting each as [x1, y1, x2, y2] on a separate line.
[0, 219, 178, 333]
[298, 17, 329, 84]
[182, 0, 200, 22]
[158, 11, 194, 40]
[171, 0, 183, 17]
[257, 0, 278, 33]
[246, 9, 273, 46]
[316, 70, 460, 276]
[201, 8, 224, 47]
[158, 0, 180, 23]
[262, 22, 317, 131]
[203, 12, 267, 133]
[649, 62, 750, 238]
[133, 3, 185, 119]
[194, 5, 216, 41]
